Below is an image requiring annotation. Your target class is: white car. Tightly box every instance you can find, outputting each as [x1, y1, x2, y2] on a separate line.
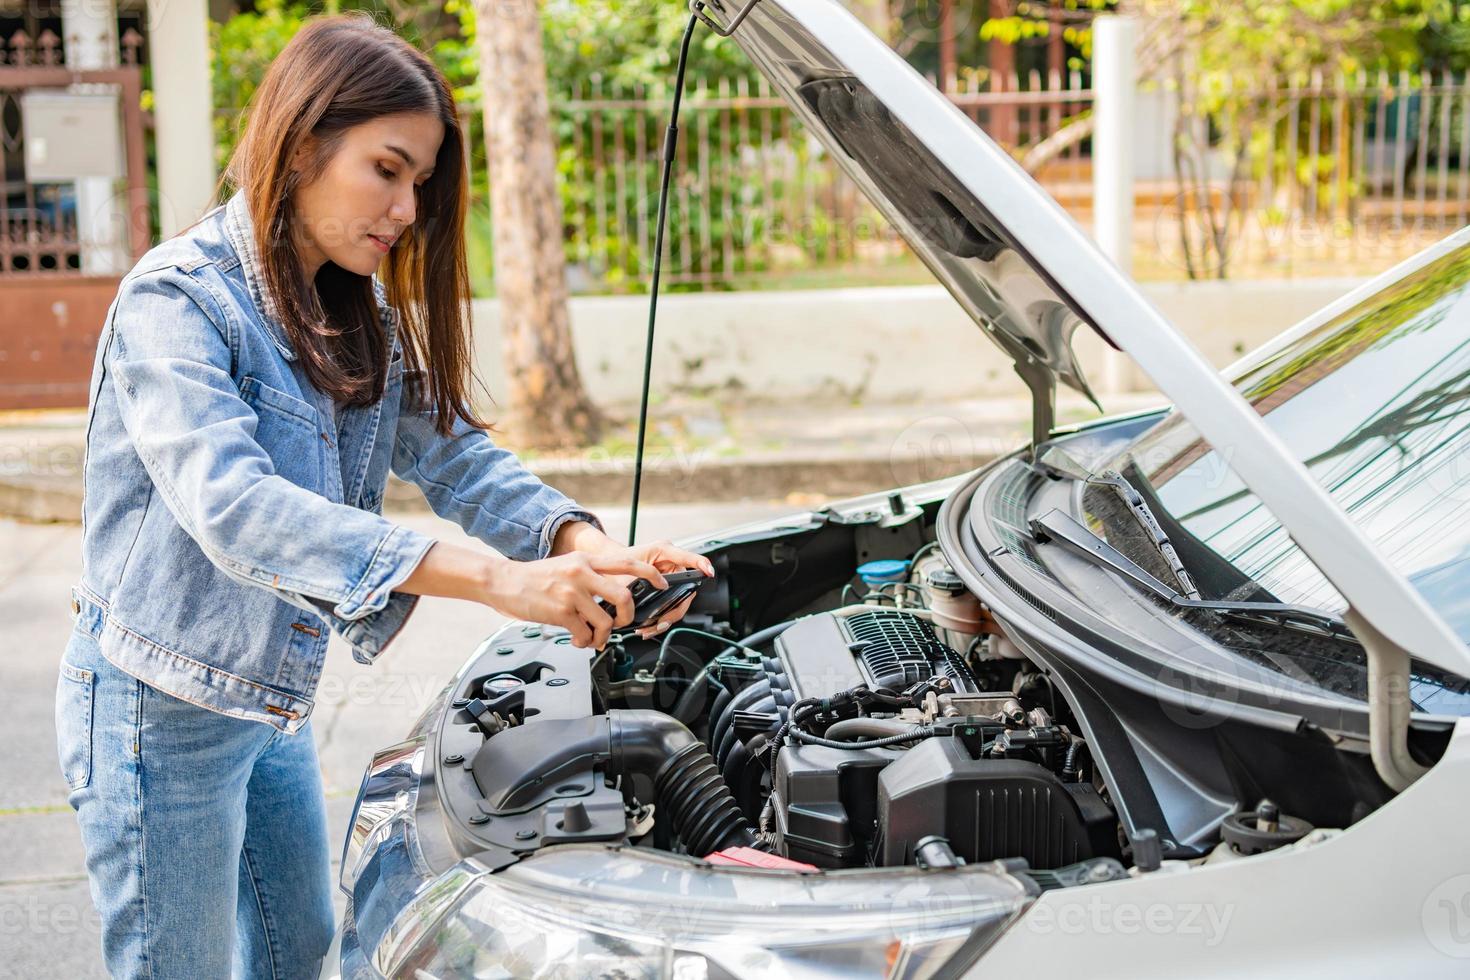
[332, 1, 1470, 976]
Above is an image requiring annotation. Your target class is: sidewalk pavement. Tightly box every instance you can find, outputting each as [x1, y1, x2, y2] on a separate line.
[0, 391, 1165, 522]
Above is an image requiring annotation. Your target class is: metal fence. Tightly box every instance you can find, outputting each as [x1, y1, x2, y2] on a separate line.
[1155, 70, 1470, 280]
[216, 66, 1470, 290]
[464, 69, 1097, 292]
[548, 73, 902, 291]
[520, 68, 1470, 288]
[0, 28, 149, 277]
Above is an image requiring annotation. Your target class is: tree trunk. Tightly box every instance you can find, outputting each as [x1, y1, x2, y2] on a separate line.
[475, 0, 602, 449]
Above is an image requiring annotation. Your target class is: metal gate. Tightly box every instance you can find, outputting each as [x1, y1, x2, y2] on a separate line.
[0, 28, 148, 410]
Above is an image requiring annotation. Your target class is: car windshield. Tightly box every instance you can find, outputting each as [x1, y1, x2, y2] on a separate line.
[1087, 242, 1470, 714]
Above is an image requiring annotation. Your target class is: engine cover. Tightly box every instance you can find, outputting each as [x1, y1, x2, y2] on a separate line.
[772, 608, 979, 702]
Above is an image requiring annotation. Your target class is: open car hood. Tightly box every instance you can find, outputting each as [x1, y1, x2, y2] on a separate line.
[718, 0, 1470, 755]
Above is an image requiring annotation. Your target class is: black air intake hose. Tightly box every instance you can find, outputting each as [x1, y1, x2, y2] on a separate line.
[609, 710, 753, 854]
[710, 679, 771, 757]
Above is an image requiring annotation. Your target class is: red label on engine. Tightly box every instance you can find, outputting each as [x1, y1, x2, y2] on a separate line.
[704, 847, 819, 871]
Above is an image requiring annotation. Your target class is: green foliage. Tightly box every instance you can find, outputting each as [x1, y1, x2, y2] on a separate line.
[210, 0, 312, 174]
[1177, 0, 1445, 77]
[1159, 0, 1460, 278]
[979, 16, 1051, 46]
[444, 0, 851, 290]
[540, 0, 753, 90]
[209, 0, 1467, 290]
[210, 0, 856, 293]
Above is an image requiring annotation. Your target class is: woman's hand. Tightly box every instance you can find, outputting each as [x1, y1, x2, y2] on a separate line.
[480, 550, 670, 650]
[551, 523, 714, 640]
[399, 527, 713, 650]
[619, 539, 715, 639]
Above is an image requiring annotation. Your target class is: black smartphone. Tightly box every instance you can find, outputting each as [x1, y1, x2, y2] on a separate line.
[602, 570, 709, 633]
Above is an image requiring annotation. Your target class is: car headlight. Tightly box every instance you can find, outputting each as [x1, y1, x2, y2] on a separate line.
[341, 738, 430, 894]
[369, 846, 1034, 980]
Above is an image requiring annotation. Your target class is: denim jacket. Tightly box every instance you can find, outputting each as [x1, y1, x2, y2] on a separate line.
[74, 191, 600, 733]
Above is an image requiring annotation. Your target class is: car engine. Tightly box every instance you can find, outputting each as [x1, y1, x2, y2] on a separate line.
[433, 541, 1120, 874]
[736, 607, 1114, 868]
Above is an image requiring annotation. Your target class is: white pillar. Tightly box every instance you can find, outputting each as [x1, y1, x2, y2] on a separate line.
[62, 0, 130, 275]
[1092, 15, 1136, 274]
[1091, 15, 1138, 396]
[146, 0, 216, 237]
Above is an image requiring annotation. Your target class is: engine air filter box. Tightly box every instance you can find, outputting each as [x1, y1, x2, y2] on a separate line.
[876, 736, 1112, 869]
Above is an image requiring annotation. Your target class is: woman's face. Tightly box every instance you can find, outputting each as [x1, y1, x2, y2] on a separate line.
[291, 111, 444, 278]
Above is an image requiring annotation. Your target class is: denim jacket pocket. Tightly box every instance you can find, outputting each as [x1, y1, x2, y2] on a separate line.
[239, 376, 324, 489]
[56, 661, 95, 791]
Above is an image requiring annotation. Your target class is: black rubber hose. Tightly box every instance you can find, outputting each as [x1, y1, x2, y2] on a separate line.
[609, 710, 752, 854]
[787, 724, 935, 750]
[710, 679, 770, 759]
[671, 620, 795, 725]
[672, 673, 725, 727]
[656, 742, 751, 856]
[717, 693, 774, 769]
[721, 738, 750, 793]
[703, 686, 733, 748]
[733, 735, 771, 822]
[1061, 738, 1088, 781]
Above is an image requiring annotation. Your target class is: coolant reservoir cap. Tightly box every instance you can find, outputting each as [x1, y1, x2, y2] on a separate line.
[857, 559, 910, 586]
[926, 566, 967, 595]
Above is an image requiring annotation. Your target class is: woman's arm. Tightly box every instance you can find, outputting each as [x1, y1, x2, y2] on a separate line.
[549, 519, 617, 557]
[390, 391, 602, 563]
[395, 539, 670, 650]
[400, 520, 715, 648]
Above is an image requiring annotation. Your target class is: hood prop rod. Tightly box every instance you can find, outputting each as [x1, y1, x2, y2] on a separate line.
[628, 13, 700, 544]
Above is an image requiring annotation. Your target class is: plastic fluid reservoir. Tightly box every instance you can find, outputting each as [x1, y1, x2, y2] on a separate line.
[857, 559, 910, 589]
[926, 566, 985, 637]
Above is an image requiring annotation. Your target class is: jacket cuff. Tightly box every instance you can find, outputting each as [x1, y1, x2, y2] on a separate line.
[538, 504, 604, 561]
[333, 524, 436, 620]
[335, 591, 422, 666]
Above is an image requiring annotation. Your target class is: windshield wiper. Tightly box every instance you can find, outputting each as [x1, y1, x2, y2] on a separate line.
[1083, 469, 1201, 600]
[1033, 448, 1202, 600]
[1030, 508, 1356, 642]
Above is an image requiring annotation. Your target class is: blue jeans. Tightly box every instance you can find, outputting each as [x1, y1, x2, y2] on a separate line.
[56, 614, 336, 979]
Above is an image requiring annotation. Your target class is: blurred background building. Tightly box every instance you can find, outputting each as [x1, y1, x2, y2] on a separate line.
[1, 0, 213, 408]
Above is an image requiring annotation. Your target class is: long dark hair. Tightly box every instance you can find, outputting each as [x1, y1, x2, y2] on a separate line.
[222, 13, 484, 434]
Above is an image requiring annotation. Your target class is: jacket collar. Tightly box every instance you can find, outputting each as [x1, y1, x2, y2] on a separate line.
[223, 190, 298, 362]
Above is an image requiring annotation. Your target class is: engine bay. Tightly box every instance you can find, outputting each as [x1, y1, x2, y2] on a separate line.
[431, 497, 1147, 880]
[428, 483, 1390, 888]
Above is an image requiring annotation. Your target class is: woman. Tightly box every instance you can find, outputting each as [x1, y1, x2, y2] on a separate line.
[55, 15, 710, 978]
